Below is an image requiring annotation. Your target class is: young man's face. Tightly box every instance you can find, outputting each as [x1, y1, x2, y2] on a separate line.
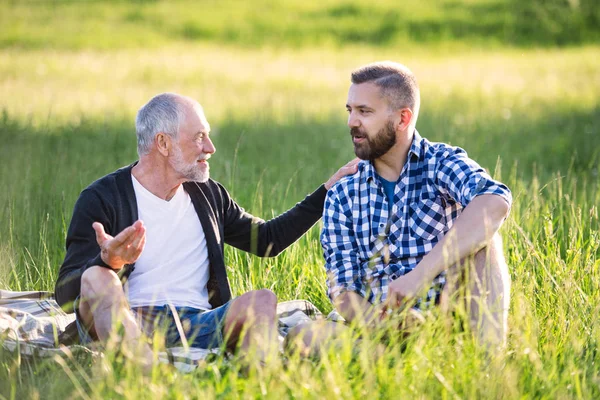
[346, 82, 397, 160]
[170, 105, 215, 183]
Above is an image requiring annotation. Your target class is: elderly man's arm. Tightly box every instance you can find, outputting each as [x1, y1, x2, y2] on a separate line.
[55, 188, 115, 310]
[223, 159, 359, 256]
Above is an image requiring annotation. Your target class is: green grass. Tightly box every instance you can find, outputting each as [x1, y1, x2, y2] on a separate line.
[1, 0, 599, 50]
[1, 41, 599, 398]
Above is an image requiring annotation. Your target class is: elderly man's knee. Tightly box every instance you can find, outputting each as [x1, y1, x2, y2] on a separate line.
[233, 289, 277, 320]
[225, 289, 277, 335]
[81, 266, 121, 298]
[247, 289, 277, 315]
[254, 289, 277, 307]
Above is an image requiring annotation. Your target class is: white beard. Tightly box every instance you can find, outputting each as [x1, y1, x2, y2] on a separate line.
[171, 145, 210, 183]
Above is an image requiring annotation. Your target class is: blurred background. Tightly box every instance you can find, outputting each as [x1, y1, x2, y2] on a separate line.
[1, 1, 600, 398]
[0, 0, 599, 298]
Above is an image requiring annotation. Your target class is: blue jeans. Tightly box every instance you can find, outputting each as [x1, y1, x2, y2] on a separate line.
[76, 300, 231, 349]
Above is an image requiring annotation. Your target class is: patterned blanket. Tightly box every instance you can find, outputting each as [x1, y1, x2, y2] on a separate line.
[0, 290, 331, 372]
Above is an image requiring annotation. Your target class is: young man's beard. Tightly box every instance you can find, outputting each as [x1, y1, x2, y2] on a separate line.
[351, 120, 397, 161]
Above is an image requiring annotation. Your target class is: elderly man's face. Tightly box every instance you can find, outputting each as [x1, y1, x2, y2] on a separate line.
[346, 82, 397, 161]
[170, 104, 215, 183]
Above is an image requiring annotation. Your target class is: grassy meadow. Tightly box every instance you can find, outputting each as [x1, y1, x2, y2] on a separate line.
[1, 0, 600, 399]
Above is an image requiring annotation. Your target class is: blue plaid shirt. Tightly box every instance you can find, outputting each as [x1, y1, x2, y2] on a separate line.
[321, 131, 512, 306]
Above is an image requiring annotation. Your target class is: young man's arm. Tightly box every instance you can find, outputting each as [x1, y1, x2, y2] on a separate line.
[387, 194, 509, 306]
[387, 150, 512, 307]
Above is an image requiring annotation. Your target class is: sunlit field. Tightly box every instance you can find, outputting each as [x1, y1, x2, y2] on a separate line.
[1, 1, 600, 398]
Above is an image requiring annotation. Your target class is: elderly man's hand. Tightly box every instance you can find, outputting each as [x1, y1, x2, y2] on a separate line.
[324, 158, 360, 190]
[92, 220, 146, 270]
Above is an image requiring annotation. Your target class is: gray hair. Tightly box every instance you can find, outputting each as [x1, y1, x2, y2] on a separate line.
[351, 61, 420, 127]
[135, 93, 186, 156]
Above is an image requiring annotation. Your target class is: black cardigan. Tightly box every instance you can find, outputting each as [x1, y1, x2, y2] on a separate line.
[55, 163, 327, 311]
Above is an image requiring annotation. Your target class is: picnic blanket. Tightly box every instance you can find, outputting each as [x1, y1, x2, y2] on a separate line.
[0, 290, 335, 373]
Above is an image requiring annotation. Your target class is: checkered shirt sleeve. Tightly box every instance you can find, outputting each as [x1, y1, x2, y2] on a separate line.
[321, 186, 366, 301]
[435, 148, 512, 208]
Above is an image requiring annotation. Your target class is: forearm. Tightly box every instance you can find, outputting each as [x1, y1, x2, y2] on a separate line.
[226, 185, 327, 256]
[254, 158, 359, 254]
[55, 268, 83, 310]
[411, 194, 510, 285]
[258, 184, 327, 255]
[56, 189, 114, 308]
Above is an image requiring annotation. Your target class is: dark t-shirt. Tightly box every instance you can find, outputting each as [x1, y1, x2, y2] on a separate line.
[377, 174, 396, 214]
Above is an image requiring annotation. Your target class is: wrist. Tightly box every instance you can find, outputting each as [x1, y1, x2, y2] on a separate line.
[100, 253, 123, 271]
[324, 178, 335, 190]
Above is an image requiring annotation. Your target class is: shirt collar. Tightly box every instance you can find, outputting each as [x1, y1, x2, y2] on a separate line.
[409, 130, 424, 160]
[364, 130, 424, 183]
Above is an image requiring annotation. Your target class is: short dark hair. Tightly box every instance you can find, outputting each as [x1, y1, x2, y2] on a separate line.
[351, 61, 420, 126]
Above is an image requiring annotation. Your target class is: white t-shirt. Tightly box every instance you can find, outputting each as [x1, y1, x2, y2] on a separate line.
[126, 175, 211, 309]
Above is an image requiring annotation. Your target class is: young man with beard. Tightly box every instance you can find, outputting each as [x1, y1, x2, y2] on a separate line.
[55, 93, 358, 368]
[318, 61, 512, 348]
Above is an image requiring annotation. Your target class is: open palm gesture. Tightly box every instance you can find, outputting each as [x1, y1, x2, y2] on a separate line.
[92, 220, 146, 270]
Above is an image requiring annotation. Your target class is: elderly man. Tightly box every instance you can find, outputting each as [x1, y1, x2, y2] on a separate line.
[318, 61, 512, 347]
[55, 93, 357, 367]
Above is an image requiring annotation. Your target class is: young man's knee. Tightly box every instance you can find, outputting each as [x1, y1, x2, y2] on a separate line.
[473, 233, 506, 265]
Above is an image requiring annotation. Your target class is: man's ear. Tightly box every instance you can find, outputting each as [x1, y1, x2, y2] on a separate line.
[155, 133, 170, 157]
[396, 108, 413, 132]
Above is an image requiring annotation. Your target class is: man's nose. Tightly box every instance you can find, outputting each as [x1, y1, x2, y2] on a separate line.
[347, 111, 360, 128]
[204, 136, 216, 154]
